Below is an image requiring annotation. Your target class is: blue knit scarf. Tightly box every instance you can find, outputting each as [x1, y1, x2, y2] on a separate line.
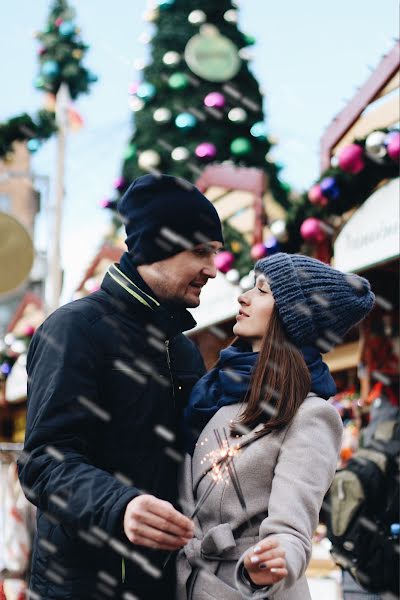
[184, 344, 336, 455]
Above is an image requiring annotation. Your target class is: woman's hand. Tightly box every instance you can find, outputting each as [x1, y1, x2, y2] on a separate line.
[243, 538, 288, 587]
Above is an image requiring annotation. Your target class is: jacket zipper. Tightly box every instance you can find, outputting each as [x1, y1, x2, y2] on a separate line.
[121, 557, 125, 583]
[165, 340, 176, 409]
[121, 343, 174, 585]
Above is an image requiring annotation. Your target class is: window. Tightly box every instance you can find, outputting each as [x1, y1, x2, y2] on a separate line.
[0, 194, 11, 213]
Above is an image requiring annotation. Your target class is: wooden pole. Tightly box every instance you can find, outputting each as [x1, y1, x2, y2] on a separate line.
[47, 83, 69, 314]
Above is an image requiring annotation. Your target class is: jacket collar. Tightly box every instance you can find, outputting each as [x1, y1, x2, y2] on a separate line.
[101, 263, 197, 337]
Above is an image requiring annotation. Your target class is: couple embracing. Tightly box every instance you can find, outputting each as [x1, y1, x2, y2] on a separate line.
[19, 174, 374, 600]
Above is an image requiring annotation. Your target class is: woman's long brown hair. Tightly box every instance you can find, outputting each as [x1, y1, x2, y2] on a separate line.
[232, 306, 311, 434]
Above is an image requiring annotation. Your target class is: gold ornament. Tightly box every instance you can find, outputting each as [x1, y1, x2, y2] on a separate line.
[231, 241, 242, 253]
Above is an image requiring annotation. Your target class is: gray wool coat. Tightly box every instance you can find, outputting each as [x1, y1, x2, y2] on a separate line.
[176, 393, 343, 600]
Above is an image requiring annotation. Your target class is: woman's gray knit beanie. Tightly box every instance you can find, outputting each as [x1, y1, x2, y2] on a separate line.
[255, 253, 375, 350]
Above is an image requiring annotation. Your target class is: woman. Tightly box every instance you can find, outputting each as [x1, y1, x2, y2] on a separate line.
[177, 252, 375, 600]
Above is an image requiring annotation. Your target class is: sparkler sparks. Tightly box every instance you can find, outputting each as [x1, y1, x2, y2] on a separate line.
[200, 434, 241, 484]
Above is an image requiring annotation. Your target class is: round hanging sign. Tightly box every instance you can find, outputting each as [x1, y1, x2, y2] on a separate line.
[184, 28, 241, 82]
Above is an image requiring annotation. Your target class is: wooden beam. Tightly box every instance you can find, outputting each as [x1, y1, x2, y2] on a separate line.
[196, 164, 267, 195]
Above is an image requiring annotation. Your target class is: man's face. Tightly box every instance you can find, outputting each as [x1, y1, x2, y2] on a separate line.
[139, 242, 223, 308]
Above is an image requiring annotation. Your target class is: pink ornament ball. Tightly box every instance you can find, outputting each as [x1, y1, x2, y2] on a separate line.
[24, 325, 35, 337]
[215, 251, 235, 274]
[300, 218, 326, 243]
[387, 132, 400, 162]
[129, 82, 140, 95]
[113, 176, 125, 191]
[55, 17, 63, 26]
[250, 243, 267, 261]
[338, 143, 365, 174]
[204, 92, 226, 109]
[99, 197, 112, 208]
[308, 184, 328, 207]
[195, 142, 217, 160]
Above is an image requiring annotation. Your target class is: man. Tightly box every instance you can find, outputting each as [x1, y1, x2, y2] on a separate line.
[18, 174, 224, 600]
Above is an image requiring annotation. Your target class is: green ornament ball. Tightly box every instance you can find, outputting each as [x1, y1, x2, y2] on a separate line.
[244, 34, 256, 46]
[168, 72, 189, 90]
[34, 76, 45, 89]
[158, 0, 175, 9]
[123, 144, 137, 160]
[230, 137, 252, 156]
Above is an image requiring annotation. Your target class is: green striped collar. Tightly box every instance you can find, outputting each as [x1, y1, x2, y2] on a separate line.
[107, 263, 160, 310]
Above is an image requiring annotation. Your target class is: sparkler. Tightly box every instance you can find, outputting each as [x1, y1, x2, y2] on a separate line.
[163, 428, 247, 570]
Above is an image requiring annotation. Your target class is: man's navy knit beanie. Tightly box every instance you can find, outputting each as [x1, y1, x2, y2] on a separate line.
[255, 253, 375, 351]
[118, 174, 224, 264]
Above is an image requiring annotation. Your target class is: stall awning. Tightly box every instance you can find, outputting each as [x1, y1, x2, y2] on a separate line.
[334, 178, 399, 273]
[323, 341, 360, 373]
[188, 271, 240, 333]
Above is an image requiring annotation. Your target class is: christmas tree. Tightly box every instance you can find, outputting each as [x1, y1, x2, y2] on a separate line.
[0, 0, 96, 159]
[102, 0, 291, 278]
[34, 0, 97, 100]
[113, 0, 289, 209]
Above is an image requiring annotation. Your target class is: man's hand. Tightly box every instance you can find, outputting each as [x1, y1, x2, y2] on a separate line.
[243, 538, 288, 587]
[123, 494, 194, 550]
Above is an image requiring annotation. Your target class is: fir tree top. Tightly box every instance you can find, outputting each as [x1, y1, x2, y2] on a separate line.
[34, 0, 97, 100]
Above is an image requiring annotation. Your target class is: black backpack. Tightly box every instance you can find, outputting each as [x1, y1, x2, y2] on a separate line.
[327, 417, 400, 596]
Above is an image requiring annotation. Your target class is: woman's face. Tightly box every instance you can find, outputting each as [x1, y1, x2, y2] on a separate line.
[232, 273, 275, 351]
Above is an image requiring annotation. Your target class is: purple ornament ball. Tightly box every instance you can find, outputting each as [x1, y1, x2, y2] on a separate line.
[195, 142, 217, 160]
[320, 176, 340, 200]
[204, 92, 226, 109]
[264, 236, 280, 255]
[338, 144, 365, 174]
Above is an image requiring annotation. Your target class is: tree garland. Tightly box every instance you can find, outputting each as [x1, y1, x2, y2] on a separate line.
[268, 127, 400, 254]
[0, 111, 57, 159]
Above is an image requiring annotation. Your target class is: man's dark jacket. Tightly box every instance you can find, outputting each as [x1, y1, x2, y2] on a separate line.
[18, 263, 205, 599]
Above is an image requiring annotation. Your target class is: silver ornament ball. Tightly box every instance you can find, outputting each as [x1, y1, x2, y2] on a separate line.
[365, 131, 388, 161]
[171, 146, 190, 161]
[240, 273, 254, 291]
[270, 219, 288, 243]
[224, 9, 238, 22]
[162, 51, 181, 66]
[138, 149, 161, 170]
[188, 10, 207, 24]
[228, 107, 247, 123]
[153, 107, 172, 123]
[226, 268, 240, 284]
